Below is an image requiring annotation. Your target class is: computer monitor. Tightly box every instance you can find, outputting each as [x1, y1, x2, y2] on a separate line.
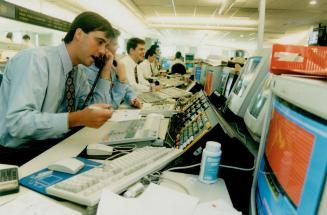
[227, 49, 271, 118]
[185, 63, 193, 69]
[308, 25, 327, 46]
[251, 75, 327, 215]
[204, 66, 223, 96]
[185, 53, 194, 61]
[161, 58, 171, 70]
[199, 64, 208, 86]
[214, 66, 236, 98]
[194, 64, 202, 82]
[244, 74, 272, 142]
[308, 28, 319, 46]
[223, 68, 238, 98]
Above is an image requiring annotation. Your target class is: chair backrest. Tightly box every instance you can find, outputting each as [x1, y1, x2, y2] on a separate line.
[171, 63, 186, 75]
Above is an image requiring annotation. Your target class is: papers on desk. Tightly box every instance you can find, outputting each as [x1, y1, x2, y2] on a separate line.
[108, 109, 141, 122]
[97, 183, 199, 215]
[193, 199, 242, 215]
[0, 192, 81, 215]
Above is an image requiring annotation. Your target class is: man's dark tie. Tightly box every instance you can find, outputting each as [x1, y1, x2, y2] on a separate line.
[65, 67, 75, 112]
[134, 66, 139, 84]
[150, 63, 153, 76]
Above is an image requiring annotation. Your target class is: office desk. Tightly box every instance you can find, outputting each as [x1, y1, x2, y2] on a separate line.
[0, 118, 232, 214]
[0, 118, 169, 214]
[160, 171, 232, 205]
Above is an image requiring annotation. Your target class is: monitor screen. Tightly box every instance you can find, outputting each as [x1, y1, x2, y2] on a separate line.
[185, 63, 193, 69]
[195, 65, 202, 82]
[233, 56, 261, 97]
[256, 97, 327, 214]
[308, 28, 319, 46]
[161, 58, 171, 70]
[185, 54, 194, 61]
[249, 92, 267, 119]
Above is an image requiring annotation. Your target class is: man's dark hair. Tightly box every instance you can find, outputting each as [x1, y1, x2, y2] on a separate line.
[126, 37, 145, 54]
[6, 32, 13, 40]
[145, 48, 156, 59]
[112, 28, 120, 39]
[22, 34, 30, 40]
[63, 11, 114, 43]
[175, 51, 182, 59]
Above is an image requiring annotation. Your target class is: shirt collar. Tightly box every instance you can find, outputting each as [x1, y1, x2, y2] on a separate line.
[58, 43, 73, 76]
[127, 55, 137, 67]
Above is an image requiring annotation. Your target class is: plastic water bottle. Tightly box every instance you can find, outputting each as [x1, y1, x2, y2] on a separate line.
[199, 141, 222, 184]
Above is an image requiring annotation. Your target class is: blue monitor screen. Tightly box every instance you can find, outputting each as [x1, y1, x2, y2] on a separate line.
[185, 63, 193, 69]
[161, 59, 171, 70]
[256, 97, 327, 215]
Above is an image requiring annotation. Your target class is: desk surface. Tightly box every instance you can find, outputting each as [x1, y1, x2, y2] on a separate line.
[0, 117, 231, 214]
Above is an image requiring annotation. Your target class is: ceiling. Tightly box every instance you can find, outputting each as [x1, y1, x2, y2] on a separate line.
[119, 0, 327, 48]
[2, 0, 327, 52]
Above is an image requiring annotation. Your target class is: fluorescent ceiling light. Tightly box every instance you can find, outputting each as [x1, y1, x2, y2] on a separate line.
[309, 0, 317, 5]
[149, 23, 257, 31]
[146, 16, 257, 26]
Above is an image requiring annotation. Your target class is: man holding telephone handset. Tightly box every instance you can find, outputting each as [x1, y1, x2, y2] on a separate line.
[0, 12, 116, 165]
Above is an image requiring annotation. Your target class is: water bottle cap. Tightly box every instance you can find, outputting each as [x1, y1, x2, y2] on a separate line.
[206, 141, 221, 153]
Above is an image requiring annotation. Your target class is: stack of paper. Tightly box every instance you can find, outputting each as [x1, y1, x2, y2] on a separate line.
[97, 183, 199, 215]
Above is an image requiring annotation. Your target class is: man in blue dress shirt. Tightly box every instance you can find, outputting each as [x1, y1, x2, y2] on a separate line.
[0, 12, 115, 165]
[82, 28, 141, 109]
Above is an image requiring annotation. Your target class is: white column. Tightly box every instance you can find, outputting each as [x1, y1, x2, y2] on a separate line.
[257, 0, 266, 51]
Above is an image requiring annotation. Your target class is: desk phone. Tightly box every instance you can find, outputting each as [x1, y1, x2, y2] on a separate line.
[0, 164, 19, 195]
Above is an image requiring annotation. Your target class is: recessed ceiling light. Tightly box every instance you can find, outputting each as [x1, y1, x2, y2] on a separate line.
[309, 0, 317, 5]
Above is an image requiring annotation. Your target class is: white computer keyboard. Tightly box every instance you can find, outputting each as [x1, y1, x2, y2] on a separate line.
[46, 147, 182, 206]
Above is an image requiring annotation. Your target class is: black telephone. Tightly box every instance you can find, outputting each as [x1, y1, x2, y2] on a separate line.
[94, 56, 117, 68]
[94, 55, 107, 69]
[83, 55, 111, 108]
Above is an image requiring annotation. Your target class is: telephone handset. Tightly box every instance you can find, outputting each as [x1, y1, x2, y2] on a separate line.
[94, 55, 107, 69]
[83, 55, 110, 108]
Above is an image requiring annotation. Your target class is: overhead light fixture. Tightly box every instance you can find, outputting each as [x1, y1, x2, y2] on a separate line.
[148, 23, 257, 31]
[146, 16, 257, 26]
[309, 0, 317, 5]
[218, 0, 236, 15]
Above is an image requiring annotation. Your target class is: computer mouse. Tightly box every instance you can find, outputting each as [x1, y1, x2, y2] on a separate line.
[47, 158, 84, 174]
[86, 143, 113, 156]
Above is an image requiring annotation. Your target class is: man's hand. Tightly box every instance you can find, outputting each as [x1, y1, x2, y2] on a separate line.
[116, 61, 127, 83]
[100, 50, 114, 80]
[131, 98, 142, 108]
[151, 85, 162, 92]
[69, 104, 113, 128]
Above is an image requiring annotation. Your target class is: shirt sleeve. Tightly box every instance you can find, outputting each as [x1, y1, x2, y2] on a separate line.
[124, 83, 137, 104]
[137, 63, 151, 87]
[75, 65, 112, 109]
[4, 52, 69, 142]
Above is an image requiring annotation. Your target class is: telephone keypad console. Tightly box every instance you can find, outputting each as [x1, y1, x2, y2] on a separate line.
[167, 91, 219, 152]
[176, 112, 212, 150]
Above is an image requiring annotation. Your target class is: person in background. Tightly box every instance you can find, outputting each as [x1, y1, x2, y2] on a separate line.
[137, 48, 161, 91]
[149, 42, 161, 75]
[169, 51, 185, 74]
[0, 11, 115, 165]
[171, 51, 184, 66]
[83, 28, 141, 109]
[5, 32, 13, 42]
[137, 48, 156, 83]
[120, 37, 150, 92]
[22, 34, 34, 47]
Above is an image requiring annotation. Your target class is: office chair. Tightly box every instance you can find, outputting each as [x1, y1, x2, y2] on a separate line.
[171, 63, 186, 75]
